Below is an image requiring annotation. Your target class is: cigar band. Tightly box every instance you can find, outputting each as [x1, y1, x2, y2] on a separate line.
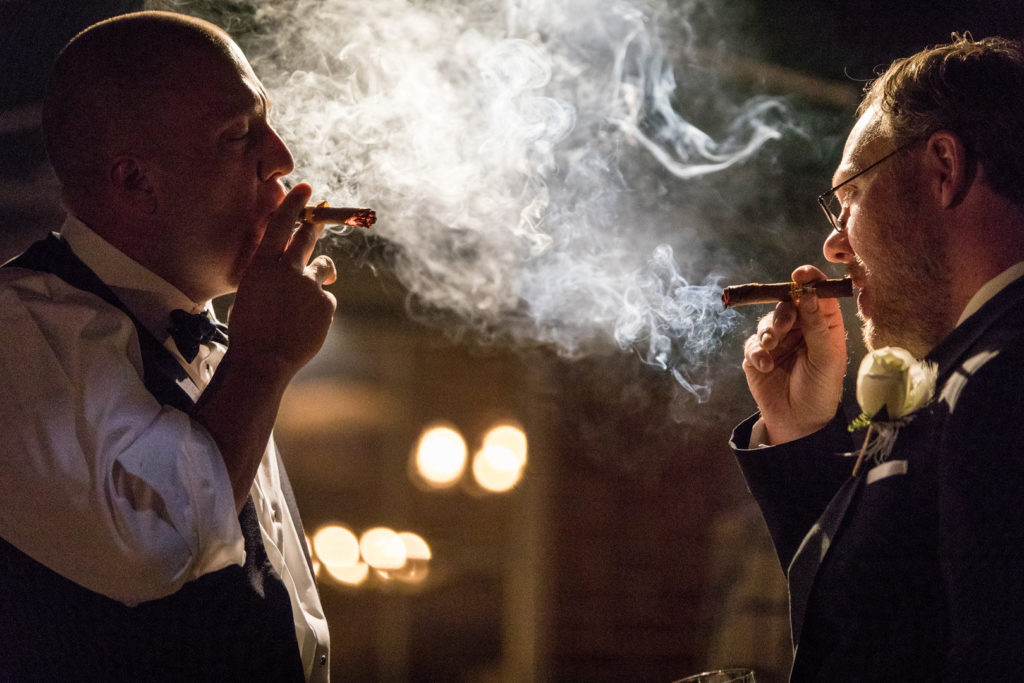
[790, 281, 803, 301]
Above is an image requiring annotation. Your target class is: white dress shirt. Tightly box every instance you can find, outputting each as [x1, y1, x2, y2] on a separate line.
[956, 261, 1024, 327]
[0, 216, 329, 681]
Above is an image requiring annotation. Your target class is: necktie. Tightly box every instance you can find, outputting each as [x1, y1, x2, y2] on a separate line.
[168, 309, 229, 362]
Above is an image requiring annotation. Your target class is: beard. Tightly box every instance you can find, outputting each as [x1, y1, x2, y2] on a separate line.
[853, 182, 954, 357]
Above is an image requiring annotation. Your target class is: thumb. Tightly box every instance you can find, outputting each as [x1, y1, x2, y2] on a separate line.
[306, 255, 337, 286]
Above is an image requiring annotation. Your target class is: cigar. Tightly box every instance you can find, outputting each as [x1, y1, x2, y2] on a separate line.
[721, 277, 853, 308]
[300, 205, 377, 228]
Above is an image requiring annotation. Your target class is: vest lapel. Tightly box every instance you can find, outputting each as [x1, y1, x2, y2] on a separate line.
[9, 234, 316, 573]
[2, 233, 306, 679]
[7, 233, 196, 412]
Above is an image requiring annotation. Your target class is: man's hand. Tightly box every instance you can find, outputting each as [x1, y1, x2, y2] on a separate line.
[192, 183, 337, 511]
[742, 265, 847, 444]
[228, 183, 337, 375]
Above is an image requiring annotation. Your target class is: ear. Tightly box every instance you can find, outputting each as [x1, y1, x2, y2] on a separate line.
[924, 130, 972, 209]
[110, 155, 158, 214]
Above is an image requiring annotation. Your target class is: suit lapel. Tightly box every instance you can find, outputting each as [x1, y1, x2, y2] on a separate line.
[787, 473, 863, 647]
[786, 275, 1024, 655]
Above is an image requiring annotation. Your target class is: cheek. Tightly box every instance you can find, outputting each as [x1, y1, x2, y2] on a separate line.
[228, 227, 265, 278]
[192, 166, 259, 218]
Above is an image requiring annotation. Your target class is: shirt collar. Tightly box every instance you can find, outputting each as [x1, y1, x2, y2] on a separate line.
[956, 261, 1024, 328]
[60, 215, 213, 339]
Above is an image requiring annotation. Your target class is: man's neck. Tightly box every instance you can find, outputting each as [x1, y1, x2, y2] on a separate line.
[76, 212, 222, 303]
[944, 194, 1024, 325]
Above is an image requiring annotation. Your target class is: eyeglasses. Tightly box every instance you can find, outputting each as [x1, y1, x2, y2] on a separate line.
[817, 139, 919, 233]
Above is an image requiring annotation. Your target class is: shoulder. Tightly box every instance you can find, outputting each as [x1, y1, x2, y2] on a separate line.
[935, 331, 1024, 475]
[1, 265, 127, 323]
[939, 330, 1024, 417]
[0, 266, 141, 372]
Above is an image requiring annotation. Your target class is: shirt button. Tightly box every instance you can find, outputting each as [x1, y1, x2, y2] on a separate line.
[320, 655, 327, 666]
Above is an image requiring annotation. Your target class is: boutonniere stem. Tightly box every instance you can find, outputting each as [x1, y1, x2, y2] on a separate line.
[852, 423, 877, 476]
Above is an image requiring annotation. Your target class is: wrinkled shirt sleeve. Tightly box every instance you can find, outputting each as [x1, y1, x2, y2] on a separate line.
[0, 271, 244, 606]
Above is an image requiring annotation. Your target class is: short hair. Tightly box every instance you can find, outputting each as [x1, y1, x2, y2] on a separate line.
[41, 11, 231, 202]
[860, 34, 1024, 208]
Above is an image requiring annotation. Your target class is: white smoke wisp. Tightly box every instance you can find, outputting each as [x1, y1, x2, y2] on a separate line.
[151, 0, 796, 402]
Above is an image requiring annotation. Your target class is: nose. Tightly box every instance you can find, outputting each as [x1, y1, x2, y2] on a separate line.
[823, 227, 854, 263]
[258, 121, 294, 183]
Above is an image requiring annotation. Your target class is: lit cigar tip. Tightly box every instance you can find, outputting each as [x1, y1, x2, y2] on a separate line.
[300, 205, 377, 228]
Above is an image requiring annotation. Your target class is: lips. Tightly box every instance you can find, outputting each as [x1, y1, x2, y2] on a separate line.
[855, 283, 872, 318]
[847, 268, 868, 314]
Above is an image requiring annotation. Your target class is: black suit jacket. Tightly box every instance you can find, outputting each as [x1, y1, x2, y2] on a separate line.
[732, 275, 1024, 681]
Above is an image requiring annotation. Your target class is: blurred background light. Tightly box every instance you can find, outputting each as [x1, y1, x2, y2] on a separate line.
[472, 443, 524, 493]
[482, 423, 528, 468]
[330, 562, 370, 586]
[312, 525, 361, 582]
[413, 424, 468, 488]
[398, 531, 432, 561]
[391, 531, 432, 583]
[360, 527, 408, 570]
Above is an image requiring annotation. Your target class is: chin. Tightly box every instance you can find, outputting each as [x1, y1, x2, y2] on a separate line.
[860, 315, 934, 358]
[232, 232, 262, 275]
[859, 316, 881, 353]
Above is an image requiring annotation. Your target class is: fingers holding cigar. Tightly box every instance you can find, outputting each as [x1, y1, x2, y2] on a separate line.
[745, 302, 799, 374]
[740, 265, 847, 373]
[284, 216, 323, 270]
[740, 265, 848, 444]
[258, 184, 313, 263]
[282, 198, 329, 268]
[291, 214, 337, 290]
[289, 199, 376, 286]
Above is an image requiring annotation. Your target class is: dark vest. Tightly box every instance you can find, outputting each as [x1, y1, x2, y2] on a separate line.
[0, 234, 305, 682]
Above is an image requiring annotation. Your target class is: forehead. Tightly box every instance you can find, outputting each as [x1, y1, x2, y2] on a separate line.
[833, 105, 889, 183]
[157, 41, 267, 125]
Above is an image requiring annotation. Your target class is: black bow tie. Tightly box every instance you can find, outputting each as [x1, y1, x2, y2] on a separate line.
[168, 309, 229, 362]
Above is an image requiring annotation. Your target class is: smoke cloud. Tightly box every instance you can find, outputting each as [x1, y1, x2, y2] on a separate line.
[151, 0, 797, 402]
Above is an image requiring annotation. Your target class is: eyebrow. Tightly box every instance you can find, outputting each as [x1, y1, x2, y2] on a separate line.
[831, 159, 865, 187]
[255, 86, 271, 116]
[210, 85, 271, 126]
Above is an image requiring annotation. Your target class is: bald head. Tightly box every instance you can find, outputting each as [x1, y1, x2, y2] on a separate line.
[41, 11, 238, 209]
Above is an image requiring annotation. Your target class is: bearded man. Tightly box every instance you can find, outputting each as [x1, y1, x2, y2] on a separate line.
[733, 35, 1024, 680]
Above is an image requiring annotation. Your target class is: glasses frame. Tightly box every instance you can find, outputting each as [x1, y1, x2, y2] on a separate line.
[817, 139, 920, 233]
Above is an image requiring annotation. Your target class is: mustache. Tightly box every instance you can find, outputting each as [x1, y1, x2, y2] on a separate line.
[846, 259, 867, 283]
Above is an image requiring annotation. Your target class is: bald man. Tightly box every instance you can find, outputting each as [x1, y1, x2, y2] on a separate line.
[0, 12, 334, 681]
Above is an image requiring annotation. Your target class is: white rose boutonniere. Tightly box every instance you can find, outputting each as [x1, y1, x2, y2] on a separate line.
[849, 346, 938, 475]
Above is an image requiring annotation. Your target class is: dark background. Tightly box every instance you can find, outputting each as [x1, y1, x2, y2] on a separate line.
[3, 2, 1023, 681]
